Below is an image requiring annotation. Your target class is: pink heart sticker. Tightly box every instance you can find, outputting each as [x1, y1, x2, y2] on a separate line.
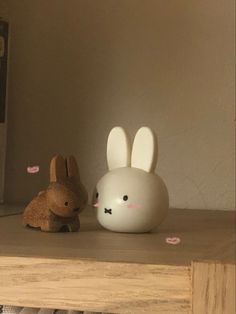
[127, 203, 140, 209]
[165, 237, 181, 245]
[27, 166, 40, 174]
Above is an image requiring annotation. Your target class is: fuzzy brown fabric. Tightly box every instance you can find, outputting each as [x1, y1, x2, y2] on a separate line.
[23, 155, 88, 232]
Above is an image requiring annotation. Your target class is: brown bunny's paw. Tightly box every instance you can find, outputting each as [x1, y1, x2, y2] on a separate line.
[40, 217, 80, 233]
[67, 217, 80, 232]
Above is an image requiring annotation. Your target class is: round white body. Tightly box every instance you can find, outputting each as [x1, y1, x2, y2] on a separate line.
[96, 167, 169, 233]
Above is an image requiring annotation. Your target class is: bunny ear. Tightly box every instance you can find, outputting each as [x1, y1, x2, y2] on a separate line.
[131, 127, 158, 173]
[50, 155, 67, 182]
[66, 155, 80, 178]
[107, 127, 131, 170]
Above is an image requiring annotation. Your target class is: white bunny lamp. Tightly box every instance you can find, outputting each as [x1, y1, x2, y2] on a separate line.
[95, 127, 169, 233]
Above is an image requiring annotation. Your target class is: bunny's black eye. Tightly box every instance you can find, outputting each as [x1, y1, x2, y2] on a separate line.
[123, 195, 128, 201]
[96, 192, 99, 198]
[64, 201, 68, 206]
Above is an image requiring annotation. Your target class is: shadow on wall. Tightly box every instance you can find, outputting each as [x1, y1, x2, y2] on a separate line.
[4, 0, 235, 210]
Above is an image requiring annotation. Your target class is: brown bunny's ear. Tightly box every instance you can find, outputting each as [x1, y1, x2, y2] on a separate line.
[66, 155, 80, 178]
[50, 155, 67, 182]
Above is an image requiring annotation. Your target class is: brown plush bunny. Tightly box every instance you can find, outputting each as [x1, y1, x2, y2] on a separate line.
[22, 155, 88, 232]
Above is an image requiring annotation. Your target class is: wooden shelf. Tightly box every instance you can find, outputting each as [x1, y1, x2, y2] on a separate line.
[0, 205, 235, 313]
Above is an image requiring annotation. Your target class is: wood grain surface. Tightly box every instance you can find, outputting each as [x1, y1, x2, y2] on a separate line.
[0, 206, 235, 266]
[192, 261, 236, 314]
[0, 206, 235, 313]
[0, 256, 190, 313]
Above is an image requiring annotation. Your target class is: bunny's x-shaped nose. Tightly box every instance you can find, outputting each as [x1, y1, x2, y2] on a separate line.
[104, 208, 112, 215]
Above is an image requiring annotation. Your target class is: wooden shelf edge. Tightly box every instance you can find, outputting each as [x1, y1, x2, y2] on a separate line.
[191, 260, 236, 314]
[0, 255, 191, 313]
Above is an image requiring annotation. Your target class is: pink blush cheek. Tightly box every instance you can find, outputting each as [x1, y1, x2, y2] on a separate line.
[127, 203, 140, 209]
[93, 202, 99, 208]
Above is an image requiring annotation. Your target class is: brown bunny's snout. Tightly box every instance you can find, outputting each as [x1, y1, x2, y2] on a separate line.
[47, 183, 82, 217]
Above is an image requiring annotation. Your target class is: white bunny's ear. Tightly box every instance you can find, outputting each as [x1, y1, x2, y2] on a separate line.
[107, 127, 131, 170]
[131, 127, 158, 173]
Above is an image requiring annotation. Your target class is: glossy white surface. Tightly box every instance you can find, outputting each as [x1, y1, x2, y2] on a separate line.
[107, 126, 131, 170]
[97, 167, 168, 232]
[96, 127, 169, 233]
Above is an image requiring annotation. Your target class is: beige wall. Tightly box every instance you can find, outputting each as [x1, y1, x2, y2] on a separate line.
[0, 1, 7, 17]
[3, 0, 235, 210]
